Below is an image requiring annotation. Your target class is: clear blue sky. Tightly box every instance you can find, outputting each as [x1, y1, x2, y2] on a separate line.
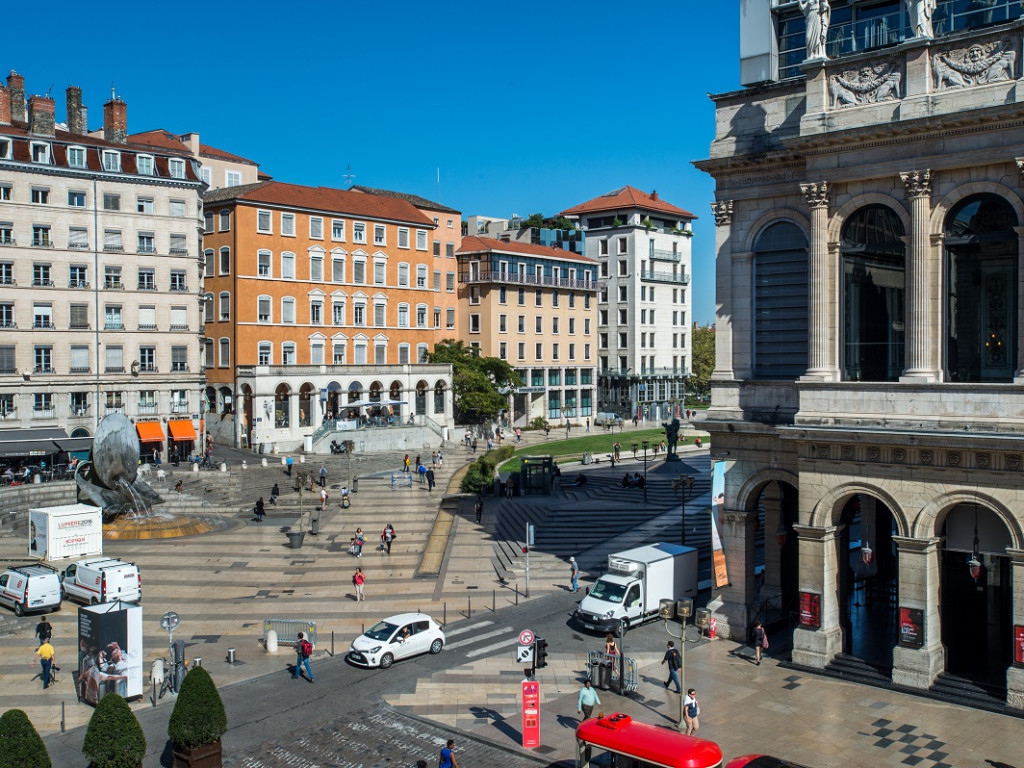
[4, 2, 740, 324]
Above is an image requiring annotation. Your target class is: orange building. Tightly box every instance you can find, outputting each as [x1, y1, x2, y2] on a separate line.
[201, 181, 457, 450]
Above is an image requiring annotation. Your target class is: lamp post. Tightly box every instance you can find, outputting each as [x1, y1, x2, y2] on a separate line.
[641, 440, 649, 503]
[678, 475, 695, 546]
[662, 598, 693, 731]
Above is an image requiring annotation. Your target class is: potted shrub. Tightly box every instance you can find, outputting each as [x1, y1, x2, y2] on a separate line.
[82, 693, 146, 768]
[168, 666, 227, 768]
[0, 709, 51, 768]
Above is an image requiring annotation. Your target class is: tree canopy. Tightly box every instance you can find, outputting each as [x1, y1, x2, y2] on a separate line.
[687, 324, 715, 403]
[428, 340, 521, 423]
[521, 213, 576, 231]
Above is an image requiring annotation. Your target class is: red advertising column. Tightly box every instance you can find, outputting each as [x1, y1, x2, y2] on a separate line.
[521, 679, 540, 748]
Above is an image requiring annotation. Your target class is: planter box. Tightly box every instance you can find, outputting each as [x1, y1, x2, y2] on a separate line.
[173, 740, 222, 768]
[286, 531, 306, 549]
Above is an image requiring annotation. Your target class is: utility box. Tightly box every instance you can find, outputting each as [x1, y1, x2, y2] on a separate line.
[29, 504, 103, 561]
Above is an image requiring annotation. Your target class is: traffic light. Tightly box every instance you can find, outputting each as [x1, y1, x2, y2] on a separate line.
[533, 637, 549, 669]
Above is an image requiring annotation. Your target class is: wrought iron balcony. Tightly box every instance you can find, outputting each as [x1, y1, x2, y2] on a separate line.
[649, 249, 682, 263]
[459, 269, 600, 291]
[639, 269, 690, 285]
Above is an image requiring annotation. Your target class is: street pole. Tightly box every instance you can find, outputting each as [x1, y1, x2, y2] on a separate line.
[642, 441, 649, 503]
[663, 614, 689, 731]
[525, 522, 531, 598]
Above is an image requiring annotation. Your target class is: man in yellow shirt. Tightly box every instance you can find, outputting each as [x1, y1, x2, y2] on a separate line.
[35, 639, 56, 689]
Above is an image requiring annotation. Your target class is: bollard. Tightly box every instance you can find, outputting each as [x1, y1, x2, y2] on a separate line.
[193, 657, 202, 668]
[61, 701, 65, 732]
[331, 631, 335, 658]
[227, 648, 236, 664]
[241, 460, 247, 470]
[492, 589, 496, 613]
[220, 463, 227, 473]
[262, 457, 268, 467]
[192, 463, 199, 474]
[468, 595, 472, 618]
[266, 628, 279, 654]
[516, 583, 519, 606]
[443, 602, 447, 625]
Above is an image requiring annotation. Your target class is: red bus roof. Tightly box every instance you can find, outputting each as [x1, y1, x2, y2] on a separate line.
[576, 713, 724, 768]
[726, 757, 813, 768]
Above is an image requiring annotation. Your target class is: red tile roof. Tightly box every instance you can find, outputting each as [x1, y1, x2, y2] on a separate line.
[199, 142, 258, 166]
[458, 236, 597, 264]
[560, 185, 696, 218]
[206, 181, 436, 226]
[126, 129, 192, 153]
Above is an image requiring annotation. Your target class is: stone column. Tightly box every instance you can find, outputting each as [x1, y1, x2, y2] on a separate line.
[1015, 223, 1024, 382]
[799, 182, 836, 381]
[900, 169, 938, 381]
[706, 506, 759, 642]
[891, 537, 944, 690]
[791, 523, 844, 668]
[711, 200, 734, 380]
[1007, 549, 1024, 710]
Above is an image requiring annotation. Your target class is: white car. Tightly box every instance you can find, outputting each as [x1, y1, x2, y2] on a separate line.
[347, 612, 445, 669]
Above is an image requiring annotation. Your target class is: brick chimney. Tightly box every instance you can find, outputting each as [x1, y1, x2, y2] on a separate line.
[27, 95, 55, 137]
[103, 96, 127, 144]
[7, 71, 25, 123]
[0, 83, 10, 125]
[66, 86, 84, 134]
[651, 189, 659, 201]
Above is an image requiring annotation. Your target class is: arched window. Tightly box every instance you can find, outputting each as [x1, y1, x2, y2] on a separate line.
[203, 339, 214, 369]
[257, 295, 272, 323]
[218, 291, 230, 321]
[398, 303, 410, 327]
[398, 343, 410, 364]
[398, 263, 410, 287]
[433, 381, 445, 414]
[258, 249, 272, 278]
[298, 383, 315, 427]
[841, 205, 906, 382]
[281, 251, 296, 280]
[203, 248, 214, 278]
[945, 194, 1018, 382]
[417, 343, 429, 363]
[274, 383, 291, 428]
[753, 221, 808, 379]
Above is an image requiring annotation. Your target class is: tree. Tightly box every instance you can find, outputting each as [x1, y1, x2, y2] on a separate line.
[428, 340, 521, 423]
[0, 709, 50, 768]
[687, 324, 715, 403]
[521, 213, 575, 231]
[168, 666, 227, 750]
[82, 693, 146, 768]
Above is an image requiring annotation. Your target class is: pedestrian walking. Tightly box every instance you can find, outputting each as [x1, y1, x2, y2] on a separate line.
[382, 523, 395, 554]
[319, 487, 329, 511]
[505, 477, 514, 498]
[35, 638, 56, 689]
[355, 527, 365, 557]
[662, 641, 682, 692]
[486, 437, 493, 451]
[254, 496, 265, 523]
[285, 456, 293, 476]
[439, 738, 459, 768]
[437, 450, 444, 467]
[752, 621, 768, 665]
[474, 495, 483, 523]
[464, 430, 471, 449]
[319, 465, 328, 488]
[683, 688, 700, 735]
[566, 422, 571, 437]
[431, 451, 438, 468]
[35, 617, 52, 647]
[586, 418, 590, 432]
[515, 427, 522, 443]
[605, 633, 619, 656]
[544, 421, 551, 437]
[471, 437, 478, 453]
[270, 483, 280, 505]
[293, 632, 314, 682]
[577, 678, 601, 720]
[403, 454, 411, 473]
[569, 556, 580, 593]
[426, 468, 436, 492]
[353, 568, 365, 601]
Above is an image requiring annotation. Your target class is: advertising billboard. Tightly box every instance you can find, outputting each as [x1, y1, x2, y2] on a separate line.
[29, 504, 103, 561]
[77, 602, 144, 704]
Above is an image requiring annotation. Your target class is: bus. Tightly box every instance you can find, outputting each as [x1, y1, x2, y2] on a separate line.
[575, 712, 724, 768]
[726, 758, 813, 768]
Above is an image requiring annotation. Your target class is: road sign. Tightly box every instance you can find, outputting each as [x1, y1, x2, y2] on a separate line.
[516, 644, 534, 664]
[519, 629, 535, 645]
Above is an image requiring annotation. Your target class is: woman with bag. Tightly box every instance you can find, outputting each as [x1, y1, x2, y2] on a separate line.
[381, 523, 396, 554]
[752, 620, 768, 665]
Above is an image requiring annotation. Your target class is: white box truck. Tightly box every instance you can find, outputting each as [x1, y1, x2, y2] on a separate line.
[574, 543, 697, 637]
[28, 504, 103, 561]
[60, 557, 141, 605]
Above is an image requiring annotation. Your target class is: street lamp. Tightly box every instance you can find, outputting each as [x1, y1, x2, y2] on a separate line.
[641, 440, 649, 503]
[661, 597, 693, 731]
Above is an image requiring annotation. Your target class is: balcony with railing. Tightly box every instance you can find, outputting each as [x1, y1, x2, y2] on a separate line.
[170, 284, 189, 293]
[639, 268, 690, 285]
[70, 406, 90, 418]
[68, 280, 89, 288]
[0, 408, 17, 419]
[32, 407, 55, 419]
[103, 244, 124, 253]
[31, 279, 54, 287]
[33, 320, 53, 329]
[459, 269, 601, 291]
[32, 238, 54, 248]
[105, 366, 125, 373]
[0, 236, 16, 246]
[649, 248, 682, 263]
[33, 366, 55, 374]
[105, 404, 125, 414]
[138, 364, 157, 373]
[69, 366, 90, 374]
[69, 322, 89, 330]
[104, 321, 125, 331]
[169, 247, 189, 256]
[104, 281, 124, 290]
[0, 321, 15, 329]
[169, 324, 189, 332]
[138, 323, 157, 331]
[170, 401, 190, 413]
[137, 402, 157, 415]
[68, 242, 89, 251]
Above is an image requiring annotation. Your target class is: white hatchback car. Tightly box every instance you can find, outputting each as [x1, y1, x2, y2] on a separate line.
[347, 612, 445, 669]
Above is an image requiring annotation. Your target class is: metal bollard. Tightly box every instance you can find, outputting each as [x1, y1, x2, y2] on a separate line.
[468, 595, 472, 618]
[192, 657, 202, 668]
[443, 602, 447, 625]
[227, 648, 236, 664]
[516, 583, 519, 605]
[492, 589, 496, 612]
[61, 701, 65, 732]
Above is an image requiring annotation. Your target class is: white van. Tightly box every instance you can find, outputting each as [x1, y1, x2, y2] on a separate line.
[60, 557, 141, 605]
[0, 563, 62, 616]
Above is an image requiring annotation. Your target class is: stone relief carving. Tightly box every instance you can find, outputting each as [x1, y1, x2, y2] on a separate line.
[1008, 454, 1022, 471]
[892, 448, 905, 464]
[920, 449, 934, 465]
[814, 444, 830, 459]
[946, 452, 961, 467]
[841, 445, 854, 461]
[800, 181, 830, 210]
[976, 453, 991, 469]
[900, 169, 932, 198]
[934, 41, 1017, 90]
[829, 63, 903, 108]
[866, 446, 880, 462]
[711, 200, 734, 227]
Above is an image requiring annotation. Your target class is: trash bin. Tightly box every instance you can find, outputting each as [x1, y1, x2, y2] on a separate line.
[310, 510, 321, 535]
[593, 660, 612, 691]
[583, 452, 593, 465]
[351, 478, 359, 493]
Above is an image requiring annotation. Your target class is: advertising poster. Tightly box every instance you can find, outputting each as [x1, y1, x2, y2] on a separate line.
[1015, 625, 1024, 667]
[898, 607, 924, 648]
[799, 592, 821, 628]
[77, 602, 144, 704]
[28, 505, 102, 561]
[710, 460, 729, 588]
[29, 512, 47, 558]
[521, 679, 540, 748]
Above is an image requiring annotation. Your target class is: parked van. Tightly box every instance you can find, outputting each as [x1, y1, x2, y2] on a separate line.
[60, 557, 141, 605]
[0, 563, 62, 616]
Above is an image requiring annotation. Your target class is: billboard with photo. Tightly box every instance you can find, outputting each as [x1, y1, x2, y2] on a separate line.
[710, 460, 729, 588]
[77, 602, 144, 704]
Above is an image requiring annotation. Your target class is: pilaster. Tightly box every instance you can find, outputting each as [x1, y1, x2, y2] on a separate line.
[1015, 224, 1024, 382]
[711, 200, 735, 381]
[799, 183, 838, 382]
[707, 506, 758, 642]
[891, 537, 945, 690]
[791, 523, 844, 668]
[1007, 549, 1024, 710]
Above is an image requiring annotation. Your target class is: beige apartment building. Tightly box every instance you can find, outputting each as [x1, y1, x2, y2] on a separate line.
[0, 72, 205, 455]
[457, 236, 600, 426]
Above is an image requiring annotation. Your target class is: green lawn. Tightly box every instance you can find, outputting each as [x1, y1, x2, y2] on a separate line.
[497, 427, 709, 473]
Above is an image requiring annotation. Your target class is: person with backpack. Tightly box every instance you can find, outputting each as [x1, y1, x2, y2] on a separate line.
[381, 523, 395, 554]
[662, 641, 682, 692]
[353, 567, 365, 601]
[293, 632, 314, 683]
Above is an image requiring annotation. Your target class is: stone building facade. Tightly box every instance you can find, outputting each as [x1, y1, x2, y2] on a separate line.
[696, 1, 1024, 708]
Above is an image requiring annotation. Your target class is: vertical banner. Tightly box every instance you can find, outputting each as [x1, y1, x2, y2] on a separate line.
[1015, 625, 1024, 667]
[710, 460, 729, 588]
[521, 679, 540, 748]
[78, 603, 144, 705]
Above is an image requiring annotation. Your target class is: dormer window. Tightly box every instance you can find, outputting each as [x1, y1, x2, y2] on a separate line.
[136, 155, 154, 175]
[102, 150, 121, 172]
[30, 142, 50, 164]
[168, 158, 185, 179]
[67, 146, 86, 168]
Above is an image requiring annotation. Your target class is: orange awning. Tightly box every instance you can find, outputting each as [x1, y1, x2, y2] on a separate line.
[167, 420, 197, 442]
[136, 422, 165, 443]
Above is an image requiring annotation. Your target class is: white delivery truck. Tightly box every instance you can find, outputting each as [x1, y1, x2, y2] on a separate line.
[0, 563, 62, 616]
[574, 543, 697, 637]
[60, 557, 141, 605]
[28, 504, 103, 561]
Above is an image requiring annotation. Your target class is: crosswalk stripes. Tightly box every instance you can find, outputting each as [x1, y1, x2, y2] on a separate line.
[443, 619, 494, 638]
[445, 625, 513, 651]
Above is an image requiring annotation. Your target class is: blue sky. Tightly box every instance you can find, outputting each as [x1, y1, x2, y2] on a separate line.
[4, 2, 740, 324]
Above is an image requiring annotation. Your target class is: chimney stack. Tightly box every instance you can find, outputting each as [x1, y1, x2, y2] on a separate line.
[66, 86, 84, 134]
[103, 96, 127, 144]
[27, 95, 55, 137]
[7, 71, 25, 123]
[651, 190, 659, 201]
[0, 83, 10, 125]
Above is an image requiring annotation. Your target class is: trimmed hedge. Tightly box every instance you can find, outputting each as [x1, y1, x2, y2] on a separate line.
[82, 693, 145, 768]
[459, 445, 515, 494]
[0, 709, 50, 768]
[168, 666, 227, 749]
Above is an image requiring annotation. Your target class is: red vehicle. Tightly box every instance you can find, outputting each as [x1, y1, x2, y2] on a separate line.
[727, 759, 813, 768]
[575, 712, 724, 768]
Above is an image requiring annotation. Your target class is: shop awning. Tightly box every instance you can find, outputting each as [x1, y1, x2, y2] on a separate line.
[0, 427, 68, 458]
[135, 422, 165, 443]
[167, 420, 197, 442]
[54, 437, 94, 453]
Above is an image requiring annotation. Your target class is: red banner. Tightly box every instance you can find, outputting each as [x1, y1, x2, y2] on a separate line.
[522, 679, 540, 748]
[799, 592, 820, 628]
[1015, 625, 1024, 666]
